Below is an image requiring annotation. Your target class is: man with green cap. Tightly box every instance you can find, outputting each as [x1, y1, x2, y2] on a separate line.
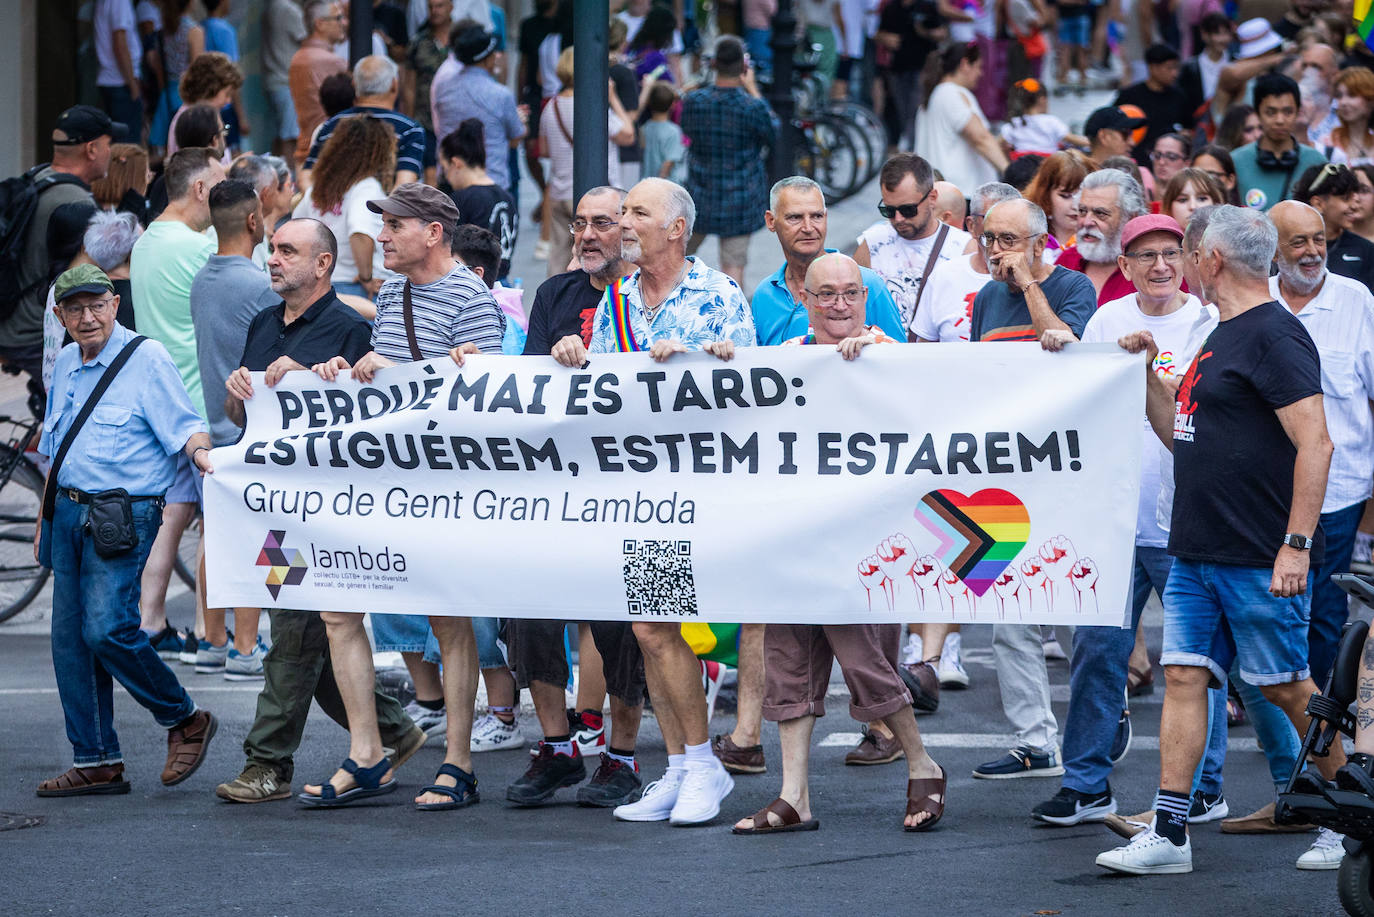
[33, 264, 218, 798]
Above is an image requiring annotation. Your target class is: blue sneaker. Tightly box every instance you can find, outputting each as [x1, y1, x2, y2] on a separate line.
[224, 638, 268, 681]
[147, 625, 184, 660]
[972, 745, 1065, 779]
[178, 628, 198, 665]
[195, 639, 230, 674]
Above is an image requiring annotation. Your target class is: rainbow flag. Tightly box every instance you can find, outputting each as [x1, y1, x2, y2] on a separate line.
[682, 622, 740, 667]
[1359, 0, 1374, 50]
[608, 276, 643, 353]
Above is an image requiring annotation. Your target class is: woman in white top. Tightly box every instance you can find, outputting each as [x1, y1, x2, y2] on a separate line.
[915, 43, 1008, 194]
[292, 115, 397, 301]
[1313, 67, 1374, 167]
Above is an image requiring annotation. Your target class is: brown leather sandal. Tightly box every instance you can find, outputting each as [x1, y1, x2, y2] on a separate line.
[904, 765, 947, 832]
[162, 710, 217, 786]
[36, 763, 130, 797]
[731, 798, 820, 835]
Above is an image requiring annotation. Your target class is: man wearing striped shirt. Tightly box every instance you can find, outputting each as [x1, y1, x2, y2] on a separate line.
[301, 56, 427, 188]
[305, 182, 502, 811]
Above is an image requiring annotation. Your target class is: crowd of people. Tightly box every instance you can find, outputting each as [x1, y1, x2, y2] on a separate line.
[9, 0, 1374, 884]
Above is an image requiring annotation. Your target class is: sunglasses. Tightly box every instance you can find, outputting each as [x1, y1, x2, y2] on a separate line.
[877, 187, 932, 220]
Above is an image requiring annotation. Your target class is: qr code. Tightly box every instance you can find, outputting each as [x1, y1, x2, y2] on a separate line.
[622, 539, 698, 617]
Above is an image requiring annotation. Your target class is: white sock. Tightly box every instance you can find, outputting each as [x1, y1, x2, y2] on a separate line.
[684, 740, 713, 767]
[667, 753, 687, 771]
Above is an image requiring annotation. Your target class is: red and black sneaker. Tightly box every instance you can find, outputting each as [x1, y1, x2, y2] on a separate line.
[569, 709, 606, 756]
[576, 753, 643, 808]
[505, 743, 586, 806]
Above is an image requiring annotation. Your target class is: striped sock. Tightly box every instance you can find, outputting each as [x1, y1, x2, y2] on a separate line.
[1154, 789, 1190, 846]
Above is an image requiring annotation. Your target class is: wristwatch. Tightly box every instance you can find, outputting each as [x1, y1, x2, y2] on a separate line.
[1283, 533, 1312, 550]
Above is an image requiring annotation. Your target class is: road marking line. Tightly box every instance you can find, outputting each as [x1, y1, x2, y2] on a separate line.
[817, 731, 1260, 752]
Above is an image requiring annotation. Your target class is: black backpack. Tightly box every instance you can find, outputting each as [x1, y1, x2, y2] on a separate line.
[0, 164, 86, 322]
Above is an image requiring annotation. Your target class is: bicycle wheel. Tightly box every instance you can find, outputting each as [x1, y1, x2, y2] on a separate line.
[809, 116, 861, 202]
[830, 102, 886, 183]
[834, 113, 876, 195]
[0, 448, 51, 624]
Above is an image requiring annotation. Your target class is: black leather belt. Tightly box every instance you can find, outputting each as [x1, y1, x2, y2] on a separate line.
[62, 488, 163, 505]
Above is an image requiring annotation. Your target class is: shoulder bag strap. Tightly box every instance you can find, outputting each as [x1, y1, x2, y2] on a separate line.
[911, 223, 950, 318]
[553, 96, 574, 145]
[41, 336, 147, 521]
[401, 280, 424, 361]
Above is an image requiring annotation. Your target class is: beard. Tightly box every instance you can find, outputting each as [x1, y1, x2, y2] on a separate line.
[1076, 227, 1122, 264]
[622, 239, 643, 264]
[1278, 257, 1326, 295]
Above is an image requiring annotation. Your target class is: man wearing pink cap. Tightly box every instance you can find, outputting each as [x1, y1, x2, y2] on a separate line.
[1033, 213, 1215, 827]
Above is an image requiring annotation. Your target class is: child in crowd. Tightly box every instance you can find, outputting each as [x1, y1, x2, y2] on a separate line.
[640, 83, 687, 184]
[1000, 79, 1090, 157]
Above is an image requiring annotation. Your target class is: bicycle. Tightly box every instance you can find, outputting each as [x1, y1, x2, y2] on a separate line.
[0, 375, 51, 624]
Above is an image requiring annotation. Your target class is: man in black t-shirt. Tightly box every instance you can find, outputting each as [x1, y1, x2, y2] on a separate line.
[500, 185, 649, 809]
[1098, 205, 1344, 876]
[1114, 44, 1196, 168]
[1293, 162, 1374, 295]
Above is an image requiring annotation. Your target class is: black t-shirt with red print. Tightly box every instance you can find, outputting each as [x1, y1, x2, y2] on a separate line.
[523, 269, 606, 355]
[1169, 301, 1325, 566]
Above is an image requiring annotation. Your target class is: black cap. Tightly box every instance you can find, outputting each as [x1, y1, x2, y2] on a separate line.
[452, 25, 499, 65]
[1084, 106, 1148, 139]
[52, 105, 123, 146]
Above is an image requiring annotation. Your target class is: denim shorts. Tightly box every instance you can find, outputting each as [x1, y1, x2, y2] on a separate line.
[267, 84, 299, 140]
[371, 612, 506, 669]
[1057, 12, 1092, 48]
[1161, 559, 1312, 688]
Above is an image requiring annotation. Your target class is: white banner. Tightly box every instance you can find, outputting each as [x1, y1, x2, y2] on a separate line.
[204, 344, 1143, 626]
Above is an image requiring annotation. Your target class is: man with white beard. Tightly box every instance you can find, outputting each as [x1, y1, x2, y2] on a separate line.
[1056, 170, 1149, 305]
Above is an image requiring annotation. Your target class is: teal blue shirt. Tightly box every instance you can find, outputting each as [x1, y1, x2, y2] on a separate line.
[749, 252, 905, 346]
[1231, 140, 1327, 212]
[40, 323, 205, 495]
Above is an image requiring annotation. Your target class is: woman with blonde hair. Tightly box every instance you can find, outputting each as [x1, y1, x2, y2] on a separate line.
[90, 144, 152, 224]
[292, 115, 397, 300]
[1022, 149, 1096, 246]
[1313, 67, 1374, 166]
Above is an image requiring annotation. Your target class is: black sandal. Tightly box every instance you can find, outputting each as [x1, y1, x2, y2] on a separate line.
[298, 757, 396, 808]
[415, 763, 480, 811]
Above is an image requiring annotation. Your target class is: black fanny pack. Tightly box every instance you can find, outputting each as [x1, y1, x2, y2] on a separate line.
[84, 489, 140, 558]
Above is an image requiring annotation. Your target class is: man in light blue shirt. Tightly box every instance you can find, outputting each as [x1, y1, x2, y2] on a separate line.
[36, 264, 217, 798]
[750, 177, 903, 346]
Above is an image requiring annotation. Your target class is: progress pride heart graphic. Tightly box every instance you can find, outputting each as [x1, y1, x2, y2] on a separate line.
[913, 489, 1030, 596]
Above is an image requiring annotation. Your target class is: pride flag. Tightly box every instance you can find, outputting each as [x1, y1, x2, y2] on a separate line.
[682, 622, 739, 667]
[1359, 0, 1374, 50]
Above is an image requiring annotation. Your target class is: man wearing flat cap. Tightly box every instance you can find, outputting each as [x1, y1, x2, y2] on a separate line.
[0, 106, 116, 387]
[304, 181, 503, 811]
[34, 264, 217, 799]
[431, 23, 525, 190]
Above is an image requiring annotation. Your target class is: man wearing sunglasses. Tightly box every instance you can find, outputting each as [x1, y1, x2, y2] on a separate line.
[855, 153, 972, 328]
[1292, 162, 1374, 295]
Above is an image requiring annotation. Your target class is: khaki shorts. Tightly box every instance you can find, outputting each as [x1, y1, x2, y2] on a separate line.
[762, 623, 911, 722]
[687, 232, 750, 270]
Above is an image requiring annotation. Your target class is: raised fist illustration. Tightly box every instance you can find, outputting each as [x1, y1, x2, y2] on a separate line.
[992, 567, 1024, 620]
[1038, 536, 1077, 608]
[858, 555, 893, 612]
[939, 566, 973, 615]
[1069, 556, 1099, 613]
[876, 534, 919, 583]
[1020, 558, 1047, 612]
[910, 553, 944, 611]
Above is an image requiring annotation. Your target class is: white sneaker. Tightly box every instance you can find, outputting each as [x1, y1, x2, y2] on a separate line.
[1095, 828, 1192, 875]
[532, 238, 551, 261]
[614, 768, 686, 822]
[572, 714, 606, 756]
[900, 633, 923, 666]
[470, 713, 524, 752]
[403, 700, 448, 737]
[937, 632, 969, 688]
[1042, 634, 1067, 661]
[1297, 827, 1345, 870]
[668, 760, 735, 825]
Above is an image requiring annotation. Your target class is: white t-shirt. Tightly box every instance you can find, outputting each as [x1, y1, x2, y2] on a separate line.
[1198, 52, 1228, 104]
[916, 82, 1000, 195]
[540, 96, 624, 202]
[94, 0, 141, 87]
[857, 219, 973, 326]
[837, 0, 866, 57]
[947, 0, 996, 42]
[292, 177, 395, 288]
[1000, 114, 1068, 155]
[1082, 292, 1214, 547]
[909, 252, 991, 342]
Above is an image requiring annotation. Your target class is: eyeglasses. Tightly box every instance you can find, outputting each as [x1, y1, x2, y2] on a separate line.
[1199, 169, 1228, 183]
[805, 287, 865, 305]
[59, 297, 114, 319]
[1150, 150, 1186, 163]
[877, 187, 932, 220]
[568, 218, 619, 234]
[979, 231, 1036, 250]
[1124, 248, 1184, 265]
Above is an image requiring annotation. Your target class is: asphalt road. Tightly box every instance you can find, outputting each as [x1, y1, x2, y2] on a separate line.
[0, 608, 1352, 917]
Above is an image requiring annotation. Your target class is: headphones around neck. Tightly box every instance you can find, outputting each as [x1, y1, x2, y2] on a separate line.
[1255, 143, 1299, 171]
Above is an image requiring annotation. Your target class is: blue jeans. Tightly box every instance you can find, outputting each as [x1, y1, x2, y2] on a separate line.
[744, 28, 773, 75]
[1309, 501, 1366, 686]
[50, 493, 194, 766]
[98, 85, 143, 144]
[1229, 662, 1302, 792]
[1196, 685, 1226, 796]
[424, 617, 506, 669]
[1062, 546, 1172, 794]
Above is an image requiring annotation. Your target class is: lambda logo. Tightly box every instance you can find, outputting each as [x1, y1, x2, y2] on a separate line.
[256, 530, 309, 599]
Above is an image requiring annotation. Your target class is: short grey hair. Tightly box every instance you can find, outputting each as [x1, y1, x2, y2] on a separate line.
[83, 210, 142, 272]
[228, 154, 276, 194]
[640, 177, 695, 236]
[1199, 205, 1278, 279]
[769, 175, 823, 212]
[305, 0, 338, 33]
[985, 198, 1048, 237]
[971, 182, 1021, 216]
[1182, 204, 1219, 254]
[353, 56, 399, 96]
[1077, 168, 1148, 221]
[581, 185, 627, 207]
